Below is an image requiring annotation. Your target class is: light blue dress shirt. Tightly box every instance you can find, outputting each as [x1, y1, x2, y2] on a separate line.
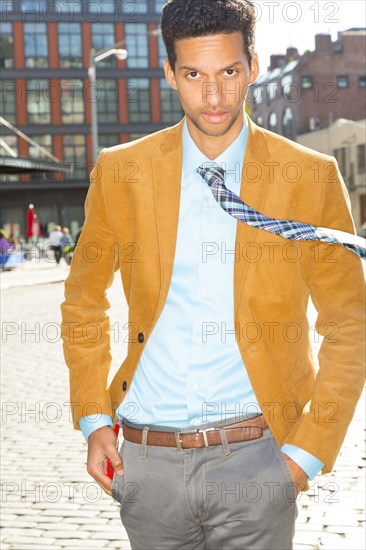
[79, 116, 324, 480]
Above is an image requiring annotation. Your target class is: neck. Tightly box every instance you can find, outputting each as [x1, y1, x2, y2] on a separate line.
[186, 112, 245, 160]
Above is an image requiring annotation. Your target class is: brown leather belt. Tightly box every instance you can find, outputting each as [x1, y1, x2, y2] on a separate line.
[122, 415, 268, 450]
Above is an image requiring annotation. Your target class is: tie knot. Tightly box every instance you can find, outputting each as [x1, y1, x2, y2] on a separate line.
[196, 164, 226, 187]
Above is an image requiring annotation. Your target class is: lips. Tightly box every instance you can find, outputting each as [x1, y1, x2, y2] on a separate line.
[202, 111, 228, 123]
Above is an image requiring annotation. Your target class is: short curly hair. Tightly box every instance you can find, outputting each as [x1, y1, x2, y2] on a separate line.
[161, 0, 256, 72]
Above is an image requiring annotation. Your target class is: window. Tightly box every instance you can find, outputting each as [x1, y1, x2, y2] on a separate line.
[129, 133, 148, 141]
[0, 135, 17, 156]
[62, 135, 86, 180]
[58, 23, 82, 68]
[61, 80, 84, 124]
[301, 75, 314, 90]
[97, 79, 119, 124]
[337, 76, 349, 89]
[361, 195, 366, 226]
[125, 23, 149, 68]
[98, 134, 119, 153]
[28, 135, 52, 159]
[309, 117, 320, 131]
[359, 76, 366, 88]
[127, 78, 150, 123]
[88, 0, 115, 13]
[26, 79, 51, 124]
[281, 74, 293, 99]
[0, 135, 18, 182]
[160, 79, 183, 123]
[1, 1, 13, 11]
[267, 82, 278, 102]
[120, 0, 148, 13]
[155, 0, 165, 13]
[158, 34, 167, 69]
[0, 23, 14, 68]
[252, 85, 263, 104]
[21, 0, 46, 10]
[282, 107, 294, 139]
[268, 112, 277, 133]
[339, 148, 346, 175]
[92, 24, 116, 68]
[55, 0, 81, 13]
[0, 81, 16, 124]
[24, 23, 48, 68]
[333, 147, 346, 175]
[358, 144, 366, 174]
[116, 0, 147, 21]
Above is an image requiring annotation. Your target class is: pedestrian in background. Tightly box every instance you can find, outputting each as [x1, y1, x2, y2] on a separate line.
[60, 227, 73, 249]
[60, 227, 74, 266]
[31, 214, 42, 245]
[48, 225, 63, 264]
[0, 229, 14, 254]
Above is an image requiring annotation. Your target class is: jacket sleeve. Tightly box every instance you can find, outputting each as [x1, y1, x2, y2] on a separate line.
[60, 149, 120, 430]
[284, 156, 365, 473]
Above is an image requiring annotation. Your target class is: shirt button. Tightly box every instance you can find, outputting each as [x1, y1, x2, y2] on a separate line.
[122, 381, 127, 391]
[138, 332, 144, 343]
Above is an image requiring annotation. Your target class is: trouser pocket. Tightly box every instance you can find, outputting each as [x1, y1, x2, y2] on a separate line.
[270, 435, 298, 502]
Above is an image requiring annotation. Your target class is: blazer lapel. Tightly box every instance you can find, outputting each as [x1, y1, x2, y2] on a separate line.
[152, 118, 185, 320]
[234, 114, 271, 316]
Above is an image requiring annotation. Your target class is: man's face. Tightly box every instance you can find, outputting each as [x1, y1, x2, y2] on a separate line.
[164, 32, 259, 137]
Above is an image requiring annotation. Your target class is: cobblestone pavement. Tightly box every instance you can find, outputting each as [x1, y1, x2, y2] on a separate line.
[1, 263, 365, 549]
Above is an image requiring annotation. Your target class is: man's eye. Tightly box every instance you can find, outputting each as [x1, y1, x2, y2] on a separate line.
[187, 71, 199, 78]
[225, 69, 236, 76]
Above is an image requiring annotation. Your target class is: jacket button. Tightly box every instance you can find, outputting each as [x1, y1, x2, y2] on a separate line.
[137, 332, 144, 343]
[122, 381, 127, 391]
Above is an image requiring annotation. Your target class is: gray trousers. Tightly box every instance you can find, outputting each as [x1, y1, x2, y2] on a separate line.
[112, 417, 298, 550]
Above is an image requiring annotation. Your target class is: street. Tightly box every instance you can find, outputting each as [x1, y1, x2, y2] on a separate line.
[0, 260, 365, 549]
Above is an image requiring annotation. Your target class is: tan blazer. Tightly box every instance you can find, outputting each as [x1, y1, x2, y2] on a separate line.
[60, 113, 365, 477]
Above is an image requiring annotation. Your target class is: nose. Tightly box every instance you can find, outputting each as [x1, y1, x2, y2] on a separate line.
[202, 79, 221, 108]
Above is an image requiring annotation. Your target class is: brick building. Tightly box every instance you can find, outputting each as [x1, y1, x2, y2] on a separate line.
[0, 0, 183, 239]
[249, 29, 366, 141]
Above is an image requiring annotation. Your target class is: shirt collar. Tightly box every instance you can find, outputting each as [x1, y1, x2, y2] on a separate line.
[182, 113, 248, 180]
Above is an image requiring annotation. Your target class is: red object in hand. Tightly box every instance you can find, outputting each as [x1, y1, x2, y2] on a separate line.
[107, 423, 121, 479]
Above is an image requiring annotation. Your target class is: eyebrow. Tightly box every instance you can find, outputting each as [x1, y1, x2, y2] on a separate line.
[179, 61, 244, 72]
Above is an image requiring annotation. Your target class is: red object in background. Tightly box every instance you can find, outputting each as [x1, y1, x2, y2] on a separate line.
[32, 215, 42, 238]
[107, 423, 121, 479]
[27, 205, 34, 237]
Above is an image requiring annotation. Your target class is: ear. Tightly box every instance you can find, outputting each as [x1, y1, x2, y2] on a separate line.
[164, 58, 178, 90]
[249, 53, 260, 85]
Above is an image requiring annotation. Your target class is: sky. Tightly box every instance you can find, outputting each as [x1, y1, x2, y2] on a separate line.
[254, 0, 366, 76]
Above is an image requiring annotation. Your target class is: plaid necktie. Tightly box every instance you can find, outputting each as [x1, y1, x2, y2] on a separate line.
[197, 164, 365, 260]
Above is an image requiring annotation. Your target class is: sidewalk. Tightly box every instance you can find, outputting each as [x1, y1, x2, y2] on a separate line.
[0, 257, 70, 290]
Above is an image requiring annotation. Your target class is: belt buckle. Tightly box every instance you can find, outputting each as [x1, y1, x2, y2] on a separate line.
[198, 426, 217, 447]
[174, 426, 217, 450]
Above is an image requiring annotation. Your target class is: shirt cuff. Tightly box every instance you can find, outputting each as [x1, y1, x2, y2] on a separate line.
[280, 443, 325, 480]
[78, 414, 113, 442]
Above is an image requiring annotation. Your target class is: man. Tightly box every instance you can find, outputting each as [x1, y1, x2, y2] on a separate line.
[60, 1, 365, 548]
[48, 224, 63, 264]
